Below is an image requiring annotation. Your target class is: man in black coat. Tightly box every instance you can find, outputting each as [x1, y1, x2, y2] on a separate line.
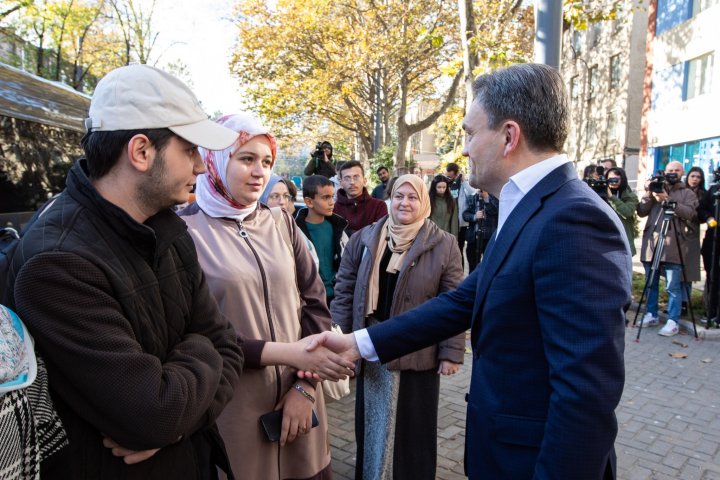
[6, 65, 243, 479]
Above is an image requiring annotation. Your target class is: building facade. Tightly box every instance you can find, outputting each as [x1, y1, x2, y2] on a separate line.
[561, 1, 648, 187]
[641, 0, 719, 185]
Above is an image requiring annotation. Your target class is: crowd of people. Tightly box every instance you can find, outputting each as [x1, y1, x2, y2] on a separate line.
[3, 61, 685, 480]
[582, 155, 720, 337]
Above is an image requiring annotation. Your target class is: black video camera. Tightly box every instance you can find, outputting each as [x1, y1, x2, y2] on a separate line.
[648, 170, 679, 193]
[311, 142, 325, 159]
[584, 165, 608, 198]
[661, 200, 677, 215]
[648, 171, 666, 193]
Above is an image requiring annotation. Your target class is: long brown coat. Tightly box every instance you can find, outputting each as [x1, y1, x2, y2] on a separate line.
[181, 203, 331, 480]
[638, 182, 698, 266]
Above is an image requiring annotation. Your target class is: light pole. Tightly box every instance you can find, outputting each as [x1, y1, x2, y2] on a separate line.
[534, 0, 563, 68]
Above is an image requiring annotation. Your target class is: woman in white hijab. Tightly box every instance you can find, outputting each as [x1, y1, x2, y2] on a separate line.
[179, 113, 344, 480]
[330, 174, 466, 479]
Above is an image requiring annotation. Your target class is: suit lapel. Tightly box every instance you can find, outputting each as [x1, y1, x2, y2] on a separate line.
[470, 163, 577, 344]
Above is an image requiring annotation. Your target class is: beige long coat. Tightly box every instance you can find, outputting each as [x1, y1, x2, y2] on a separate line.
[181, 203, 331, 480]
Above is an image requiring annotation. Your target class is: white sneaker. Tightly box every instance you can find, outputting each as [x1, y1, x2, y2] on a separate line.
[659, 319, 679, 337]
[640, 313, 659, 327]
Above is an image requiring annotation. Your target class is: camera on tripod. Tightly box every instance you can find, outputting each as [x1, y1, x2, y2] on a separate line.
[584, 165, 608, 198]
[661, 200, 677, 215]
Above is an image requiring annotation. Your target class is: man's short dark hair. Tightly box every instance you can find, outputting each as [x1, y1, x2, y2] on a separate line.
[471, 63, 568, 153]
[376, 166, 389, 175]
[445, 163, 459, 174]
[80, 128, 177, 178]
[303, 175, 333, 198]
[338, 160, 365, 177]
[601, 158, 617, 168]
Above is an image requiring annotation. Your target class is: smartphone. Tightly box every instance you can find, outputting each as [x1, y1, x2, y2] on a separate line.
[259, 409, 319, 442]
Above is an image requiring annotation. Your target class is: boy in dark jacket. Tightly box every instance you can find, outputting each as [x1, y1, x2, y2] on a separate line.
[296, 175, 348, 304]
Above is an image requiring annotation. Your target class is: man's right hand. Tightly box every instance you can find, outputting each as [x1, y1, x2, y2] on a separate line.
[304, 331, 361, 364]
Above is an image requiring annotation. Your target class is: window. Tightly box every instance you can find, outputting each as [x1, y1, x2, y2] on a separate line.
[607, 111, 618, 142]
[570, 76, 580, 100]
[586, 118, 597, 143]
[684, 52, 714, 100]
[572, 30, 583, 56]
[692, 0, 719, 16]
[588, 23, 602, 49]
[610, 55, 621, 90]
[588, 65, 599, 99]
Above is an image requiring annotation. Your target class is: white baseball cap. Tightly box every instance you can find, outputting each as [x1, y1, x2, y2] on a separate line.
[85, 64, 237, 151]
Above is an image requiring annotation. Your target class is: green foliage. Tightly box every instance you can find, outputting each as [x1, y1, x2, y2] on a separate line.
[369, 142, 397, 184]
[563, 0, 625, 31]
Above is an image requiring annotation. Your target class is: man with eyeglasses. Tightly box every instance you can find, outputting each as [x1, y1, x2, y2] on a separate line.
[333, 160, 387, 236]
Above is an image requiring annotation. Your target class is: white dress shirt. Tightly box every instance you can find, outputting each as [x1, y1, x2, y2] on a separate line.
[355, 153, 571, 360]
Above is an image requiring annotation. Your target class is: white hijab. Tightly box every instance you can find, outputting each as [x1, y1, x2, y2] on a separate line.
[194, 112, 277, 219]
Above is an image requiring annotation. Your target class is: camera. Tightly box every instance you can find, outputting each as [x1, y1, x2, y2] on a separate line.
[648, 171, 666, 193]
[584, 165, 608, 199]
[661, 200, 677, 215]
[311, 142, 325, 159]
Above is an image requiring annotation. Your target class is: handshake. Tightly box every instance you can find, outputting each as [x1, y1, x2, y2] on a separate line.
[289, 330, 361, 381]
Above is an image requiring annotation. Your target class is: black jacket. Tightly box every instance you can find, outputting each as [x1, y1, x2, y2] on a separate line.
[295, 207, 348, 274]
[303, 156, 336, 178]
[462, 193, 499, 241]
[7, 159, 242, 479]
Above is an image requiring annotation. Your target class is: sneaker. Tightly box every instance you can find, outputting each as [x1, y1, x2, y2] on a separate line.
[659, 319, 679, 337]
[640, 313, 659, 327]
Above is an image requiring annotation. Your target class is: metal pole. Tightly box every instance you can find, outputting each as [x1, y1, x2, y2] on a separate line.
[534, 0, 563, 68]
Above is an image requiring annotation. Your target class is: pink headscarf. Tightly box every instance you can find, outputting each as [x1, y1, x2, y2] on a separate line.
[195, 112, 277, 218]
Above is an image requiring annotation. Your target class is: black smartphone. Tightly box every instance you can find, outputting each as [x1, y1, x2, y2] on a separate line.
[259, 409, 319, 442]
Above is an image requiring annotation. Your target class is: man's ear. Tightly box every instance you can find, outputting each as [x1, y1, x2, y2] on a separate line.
[304, 197, 313, 208]
[502, 121, 521, 156]
[126, 134, 154, 173]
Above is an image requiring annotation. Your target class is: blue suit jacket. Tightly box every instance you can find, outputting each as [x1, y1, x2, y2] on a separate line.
[368, 163, 631, 479]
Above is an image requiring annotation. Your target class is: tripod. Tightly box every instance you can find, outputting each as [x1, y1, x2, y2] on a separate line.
[632, 201, 699, 341]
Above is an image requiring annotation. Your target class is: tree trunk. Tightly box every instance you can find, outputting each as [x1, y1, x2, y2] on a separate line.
[458, 0, 477, 113]
[395, 67, 464, 172]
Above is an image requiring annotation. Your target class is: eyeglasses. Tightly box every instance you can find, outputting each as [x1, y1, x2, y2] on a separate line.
[268, 193, 293, 201]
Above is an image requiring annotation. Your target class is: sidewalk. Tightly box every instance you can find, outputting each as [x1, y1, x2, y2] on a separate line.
[327, 323, 720, 479]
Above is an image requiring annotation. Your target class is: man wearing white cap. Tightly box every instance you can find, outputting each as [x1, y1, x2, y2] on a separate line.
[4, 65, 243, 479]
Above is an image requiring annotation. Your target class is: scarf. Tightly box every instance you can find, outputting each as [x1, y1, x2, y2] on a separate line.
[195, 112, 277, 218]
[366, 174, 431, 316]
[258, 174, 284, 206]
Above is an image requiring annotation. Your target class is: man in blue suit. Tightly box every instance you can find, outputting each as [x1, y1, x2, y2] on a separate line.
[308, 64, 631, 479]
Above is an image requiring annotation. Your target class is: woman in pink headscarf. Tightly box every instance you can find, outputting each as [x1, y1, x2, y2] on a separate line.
[179, 112, 337, 480]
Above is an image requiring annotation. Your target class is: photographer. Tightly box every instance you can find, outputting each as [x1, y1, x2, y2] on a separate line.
[304, 141, 336, 178]
[462, 189, 498, 272]
[606, 167, 639, 257]
[637, 161, 699, 336]
[583, 164, 609, 202]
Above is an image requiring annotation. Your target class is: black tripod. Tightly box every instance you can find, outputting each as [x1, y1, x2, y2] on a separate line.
[703, 187, 720, 329]
[475, 203, 486, 265]
[632, 200, 699, 341]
